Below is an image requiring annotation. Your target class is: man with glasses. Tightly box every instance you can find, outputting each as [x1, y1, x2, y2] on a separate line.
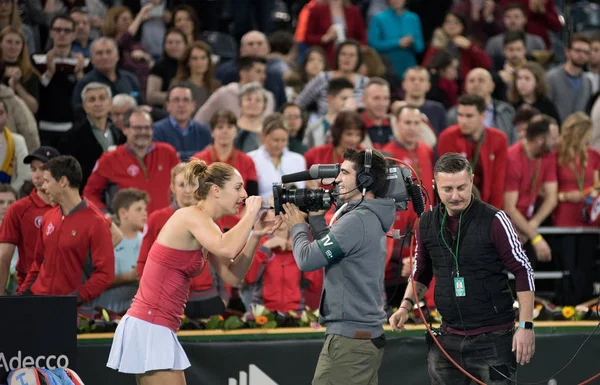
[152, 85, 211, 161]
[547, 33, 593, 122]
[84, 108, 179, 214]
[35, 14, 89, 148]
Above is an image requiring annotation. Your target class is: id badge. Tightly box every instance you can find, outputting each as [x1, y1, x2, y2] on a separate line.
[454, 277, 466, 297]
[527, 204, 534, 218]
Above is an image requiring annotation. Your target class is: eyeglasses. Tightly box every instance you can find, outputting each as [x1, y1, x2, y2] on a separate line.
[51, 27, 74, 34]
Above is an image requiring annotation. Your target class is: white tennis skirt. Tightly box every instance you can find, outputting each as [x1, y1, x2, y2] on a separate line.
[106, 314, 191, 374]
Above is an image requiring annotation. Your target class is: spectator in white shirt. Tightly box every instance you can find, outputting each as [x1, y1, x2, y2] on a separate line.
[248, 113, 306, 201]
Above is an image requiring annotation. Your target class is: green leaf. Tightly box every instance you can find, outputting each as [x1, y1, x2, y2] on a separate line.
[79, 319, 90, 333]
[263, 320, 277, 329]
[223, 316, 245, 330]
[266, 312, 276, 322]
[101, 309, 110, 322]
[206, 315, 221, 330]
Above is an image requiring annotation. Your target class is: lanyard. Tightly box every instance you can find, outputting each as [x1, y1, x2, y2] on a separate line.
[569, 163, 585, 192]
[470, 138, 483, 173]
[440, 210, 463, 277]
[529, 159, 541, 206]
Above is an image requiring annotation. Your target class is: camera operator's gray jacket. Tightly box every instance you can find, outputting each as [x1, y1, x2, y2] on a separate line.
[290, 198, 396, 340]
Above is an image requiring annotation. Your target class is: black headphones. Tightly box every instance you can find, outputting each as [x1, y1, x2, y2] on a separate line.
[356, 149, 374, 193]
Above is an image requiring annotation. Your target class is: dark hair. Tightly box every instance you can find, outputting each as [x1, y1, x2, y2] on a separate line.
[43, 155, 83, 189]
[280, 102, 307, 139]
[166, 83, 194, 101]
[268, 30, 295, 55]
[69, 7, 87, 16]
[112, 188, 149, 220]
[18, 180, 34, 199]
[171, 5, 201, 41]
[503, 31, 526, 47]
[334, 40, 362, 72]
[0, 183, 17, 199]
[50, 14, 75, 30]
[427, 50, 455, 73]
[300, 46, 327, 84]
[513, 105, 540, 125]
[568, 33, 590, 49]
[123, 107, 152, 128]
[185, 158, 238, 201]
[327, 77, 354, 97]
[343, 148, 388, 197]
[330, 110, 367, 147]
[445, 11, 467, 35]
[589, 33, 600, 44]
[525, 117, 551, 141]
[503, 2, 526, 15]
[434, 153, 472, 176]
[209, 109, 237, 130]
[237, 56, 267, 73]
[457, 94, 487, 113]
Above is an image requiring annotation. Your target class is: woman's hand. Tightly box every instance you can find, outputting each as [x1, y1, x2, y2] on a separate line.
[244, 196, 264, 216]
[253, 211, 283, 237]
[263, 235, 289, 250]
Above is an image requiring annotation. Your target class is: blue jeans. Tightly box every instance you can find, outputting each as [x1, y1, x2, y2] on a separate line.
[427, 328, 517, 385]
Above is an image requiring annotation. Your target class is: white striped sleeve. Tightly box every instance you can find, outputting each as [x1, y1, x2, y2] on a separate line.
[494, 211, 535, 292]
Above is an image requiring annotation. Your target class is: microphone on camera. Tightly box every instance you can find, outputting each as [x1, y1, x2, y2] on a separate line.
[281, 164, 340, 184]
[409, 183, 425, 217]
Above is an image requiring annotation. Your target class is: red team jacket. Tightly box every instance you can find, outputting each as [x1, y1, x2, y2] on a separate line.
[0, 190, 53, 291]
[20, 200, 115, 303]
[437, 125, 508, 209]
[83, 143, 180, 214]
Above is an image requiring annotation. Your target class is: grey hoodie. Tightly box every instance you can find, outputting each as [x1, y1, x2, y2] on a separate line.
[290, 198, 396, 339]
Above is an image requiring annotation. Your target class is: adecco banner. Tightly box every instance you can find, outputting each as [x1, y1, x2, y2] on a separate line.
[77, 333, 600, 385]
[0, 296, 77, 384]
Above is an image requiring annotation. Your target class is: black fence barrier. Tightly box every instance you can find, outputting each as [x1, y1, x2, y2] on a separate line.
[77, 332, 600, 385]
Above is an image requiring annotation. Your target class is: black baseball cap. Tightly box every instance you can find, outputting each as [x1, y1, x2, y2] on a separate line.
[24, 146, 61, 164]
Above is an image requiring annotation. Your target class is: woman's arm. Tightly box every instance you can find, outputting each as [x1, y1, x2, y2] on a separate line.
[208, 233, 262, 287]
[146, 74, 166, 106]
[13, 79, 39, 114]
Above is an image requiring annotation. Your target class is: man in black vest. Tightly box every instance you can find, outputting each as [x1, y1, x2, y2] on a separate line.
[389, 153, 535, 384]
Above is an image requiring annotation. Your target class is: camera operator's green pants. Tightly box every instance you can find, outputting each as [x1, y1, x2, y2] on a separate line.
[312, 334, 385, 385]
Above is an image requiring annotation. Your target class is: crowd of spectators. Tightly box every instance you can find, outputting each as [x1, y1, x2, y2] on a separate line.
[0, 0, 599, 319]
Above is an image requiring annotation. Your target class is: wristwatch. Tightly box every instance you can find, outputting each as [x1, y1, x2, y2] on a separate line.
[518, 321, 534, 330]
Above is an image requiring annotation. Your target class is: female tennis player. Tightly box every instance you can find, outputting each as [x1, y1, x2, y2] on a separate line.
[107, 159, 282, 385]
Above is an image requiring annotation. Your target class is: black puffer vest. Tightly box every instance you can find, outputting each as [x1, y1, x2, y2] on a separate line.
[419, 199, 515, 330]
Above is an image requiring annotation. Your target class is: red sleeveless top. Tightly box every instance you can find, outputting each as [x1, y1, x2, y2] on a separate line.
[128, 242, 207, 332]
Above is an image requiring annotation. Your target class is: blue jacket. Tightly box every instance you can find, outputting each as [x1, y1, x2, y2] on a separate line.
[152, 116, 212, 161]
[368, 8, 424, 78]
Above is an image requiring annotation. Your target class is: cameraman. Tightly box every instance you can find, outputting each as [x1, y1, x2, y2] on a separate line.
[280, 148, 395, 385]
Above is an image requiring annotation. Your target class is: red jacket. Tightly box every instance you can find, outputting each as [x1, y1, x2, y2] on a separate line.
[0, 190, 53, 291]
[304, 3, 367, 68]
[83, 143, 180, 214]
[437, 125, 508, 209]
[423, 43, 492, 83]
[499, 0, 561, 48]
[245, 236, 323, 313]
[20, 200, 115, 304]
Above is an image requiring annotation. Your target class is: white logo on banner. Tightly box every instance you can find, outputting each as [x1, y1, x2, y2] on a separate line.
[228, 364, 278, 385]
[0, 351, 69, 371]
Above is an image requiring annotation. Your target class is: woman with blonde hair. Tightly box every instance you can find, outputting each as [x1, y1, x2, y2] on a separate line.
[554, 112, 600, 227]
[509, 61, 560, 124]
[108, 159, 281, 384]
[0, 26, 40, 114]
[553, 112, 600, 305]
